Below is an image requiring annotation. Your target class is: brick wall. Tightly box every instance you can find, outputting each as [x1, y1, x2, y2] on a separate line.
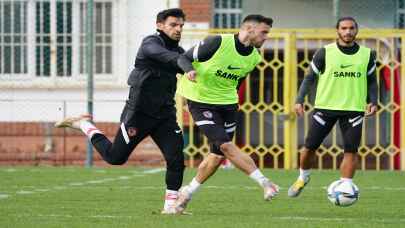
[180, 0, 212, 22]
[0, 122, 165, 166]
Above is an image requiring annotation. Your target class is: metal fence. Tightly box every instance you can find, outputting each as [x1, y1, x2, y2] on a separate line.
[179, 28, 405, 171]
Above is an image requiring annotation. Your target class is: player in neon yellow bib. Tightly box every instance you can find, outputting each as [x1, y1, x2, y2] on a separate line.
[177, 34, 261, 104]
[175, 15, 279, 213]
[288, 17, 378, 198]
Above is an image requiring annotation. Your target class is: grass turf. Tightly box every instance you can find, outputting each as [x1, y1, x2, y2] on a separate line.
[0, 167, 404, 228]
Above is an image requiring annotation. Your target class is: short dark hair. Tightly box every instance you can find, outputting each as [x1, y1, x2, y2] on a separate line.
[156, 8, 186, 23]
[242, 14, 273, 27]
[336, 16, 358, 29]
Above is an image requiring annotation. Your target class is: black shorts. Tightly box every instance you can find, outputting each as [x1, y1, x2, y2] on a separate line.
[187, 100, 238, 156]
[305, 109, 364, 152]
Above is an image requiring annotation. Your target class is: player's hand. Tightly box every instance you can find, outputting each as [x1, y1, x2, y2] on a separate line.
[365, 103, 377, 116]
[186, 70, 197, 82]
[294, 103, 305, 117]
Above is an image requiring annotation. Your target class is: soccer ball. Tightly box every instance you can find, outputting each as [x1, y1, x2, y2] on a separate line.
[327, 180, 359, 207]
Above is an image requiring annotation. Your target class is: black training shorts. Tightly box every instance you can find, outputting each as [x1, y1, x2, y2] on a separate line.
[305, 109, 364, 152]
[187, 100, 238, 155]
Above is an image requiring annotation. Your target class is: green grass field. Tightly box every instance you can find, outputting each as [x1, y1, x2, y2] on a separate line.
[0, 167, 404, 228]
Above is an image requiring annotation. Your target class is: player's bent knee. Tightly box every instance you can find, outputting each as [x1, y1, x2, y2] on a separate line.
[302, 146, 316, 153]
[303, 143, 319, 152]
[208, 153, 224, 164]
[219, 142, 235, 155]
[210, 153, 224, 160]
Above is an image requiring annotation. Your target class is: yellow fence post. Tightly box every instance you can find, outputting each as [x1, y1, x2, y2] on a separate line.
[283, 32, 298, 170]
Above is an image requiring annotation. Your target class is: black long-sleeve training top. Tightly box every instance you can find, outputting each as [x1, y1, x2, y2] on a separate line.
[126, 30, 184, 118]
[296, 42, 378, 106]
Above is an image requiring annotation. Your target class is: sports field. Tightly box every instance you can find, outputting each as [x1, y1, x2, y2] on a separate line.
[0, 167, 404, 228]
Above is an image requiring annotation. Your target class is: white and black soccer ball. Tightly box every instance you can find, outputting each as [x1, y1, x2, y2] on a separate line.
[327, 180, 359, 207]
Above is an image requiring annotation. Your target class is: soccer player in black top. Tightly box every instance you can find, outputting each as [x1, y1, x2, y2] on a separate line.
[55, 8, 186, 214]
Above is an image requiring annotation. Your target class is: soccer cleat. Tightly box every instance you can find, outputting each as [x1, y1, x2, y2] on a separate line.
[54, 114, 92, 130]
[287, 177, 310, 197]
[161, 206, 178, 215]
[161, 206, 192, 215]
[263, 181, 280, 201]
[174, 186, 192, 213]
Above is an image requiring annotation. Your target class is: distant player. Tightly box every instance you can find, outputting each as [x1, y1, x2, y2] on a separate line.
[55, 8, 187, 214]
[288, 17, 378, 197]
[174, 14, 279, 213]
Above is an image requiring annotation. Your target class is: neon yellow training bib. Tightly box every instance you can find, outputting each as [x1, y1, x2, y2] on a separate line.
[315, 43, 370, 111]
[177, 34, 261, 104]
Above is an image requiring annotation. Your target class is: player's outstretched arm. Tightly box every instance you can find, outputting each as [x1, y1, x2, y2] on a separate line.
[141, 35, 182, 68]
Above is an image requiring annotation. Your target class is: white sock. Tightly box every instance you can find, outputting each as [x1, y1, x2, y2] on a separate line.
[187, 178, 201, 195]
[79, 120, 102, 139]
[340, 177, 353, 183]
[249, 169, 269, 187]
[163, 189, 178, 210]
[298, 169, 310, 182]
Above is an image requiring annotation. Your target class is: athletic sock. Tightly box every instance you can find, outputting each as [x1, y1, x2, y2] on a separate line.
[163, 189, 178, 210]
[187, 178, 201, 195]
[298, 169, 310, 182]
[340, 177, 353, 183]
[79, 120, 102, 139]
[249, 169, 269, 187]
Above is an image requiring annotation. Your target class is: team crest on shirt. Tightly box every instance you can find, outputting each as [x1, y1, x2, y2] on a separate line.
[127, 127, 137, 137]
[203, 111, 213, 119]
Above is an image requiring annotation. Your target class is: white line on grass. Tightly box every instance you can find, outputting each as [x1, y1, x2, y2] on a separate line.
[0, 168, 166, 200]
[16, 190, 35, 195]
[91, 185, 405, 191]
[142, 168, 166, 174]
[53, 186, 67, 190]
[117, 176, 131, 180]
[18, 214, 405, 223]
[86, 180, 107, 184]
[0, 194, 9, 199]
[69, 182, 85, 186]
[35, 189, 50, 192]
[4, 168, 17, 172]
[203, 185, 405, 191]
[273, 216, 405, 223]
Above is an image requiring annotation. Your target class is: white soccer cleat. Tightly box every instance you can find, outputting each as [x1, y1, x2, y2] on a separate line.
[263, 181, 279, 201]
[54, 114, 92, 130]
[174, 186, 192, 213]
[161, 206, 192, 215]
[161, 206, 178, 215]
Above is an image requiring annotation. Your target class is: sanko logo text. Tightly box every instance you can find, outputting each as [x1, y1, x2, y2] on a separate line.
[333, 72, 361, 78]
[215, 70, 240, 81]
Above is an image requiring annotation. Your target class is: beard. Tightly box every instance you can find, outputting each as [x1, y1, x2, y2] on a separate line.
[254, 43, 262, 48]
[253, 40, 265, 48]
[338, 33, 355, 44]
